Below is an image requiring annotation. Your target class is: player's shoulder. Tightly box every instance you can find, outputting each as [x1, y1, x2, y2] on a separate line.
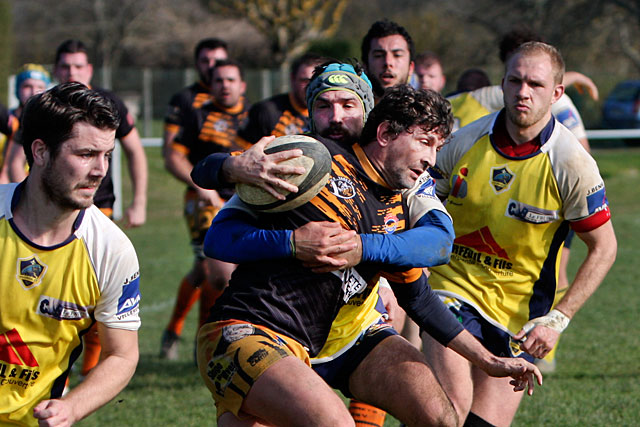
[0, 183, 19, 219]
[77, 206, 137, 256]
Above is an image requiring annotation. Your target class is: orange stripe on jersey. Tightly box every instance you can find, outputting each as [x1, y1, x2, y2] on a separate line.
[164, 123, 180, 134]
[381, 268, 423, 284]
[193, 92, 211, 109]
[171, 142, 190, 155]
[353, 144, 389, 188]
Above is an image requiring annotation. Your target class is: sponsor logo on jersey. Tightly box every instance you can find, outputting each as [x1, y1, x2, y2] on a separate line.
[555, 109, 579, 130]
[455, 227, 509, 259]
[0, 329, 41, 389]
[490, 165, 515, 193]
[328, 176, 356, 199]
[247, 349, 268, 366]
[0, 329, 39, 367]
[505, 199, 559, 224]
[415, 175, 438, 200]
[450, 167, 468, 198]
[37, 296, 91, 321]
[333, 268, 368, 303]
[586, 185, 608, 215]
[383, 212, 399, 233]
[451, 227, 513, 274]
[116, 275, 141, 318]
[16, 255, 47, 290]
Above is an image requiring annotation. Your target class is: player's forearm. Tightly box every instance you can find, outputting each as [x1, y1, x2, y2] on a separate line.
[389, 274, 462, 345]
[60, 347, 138, 422]
[361, 209, 454, 267]
[204, 207, 291, 262]
[555, 222, 617, 318]
[190, 152, 233, 189]
[446, 329, 502, 371]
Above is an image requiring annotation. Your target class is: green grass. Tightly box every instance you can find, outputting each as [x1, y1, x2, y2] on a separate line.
[76, 147, 640, 426]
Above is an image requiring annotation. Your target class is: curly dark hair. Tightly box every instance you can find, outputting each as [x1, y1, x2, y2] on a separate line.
[360, 85, 452, 146]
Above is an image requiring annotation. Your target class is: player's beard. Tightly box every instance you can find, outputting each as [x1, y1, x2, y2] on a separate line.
[318, 123, 361, 147]
[505, 102, 549, 129]
[41, 161, 98, 210]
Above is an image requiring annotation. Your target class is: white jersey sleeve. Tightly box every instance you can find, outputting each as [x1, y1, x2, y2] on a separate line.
[78, 206, 141, 330]
[551, 94, 587, 141]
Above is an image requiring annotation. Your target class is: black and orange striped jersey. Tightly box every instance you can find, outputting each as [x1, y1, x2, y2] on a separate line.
[207, 137, 433, 357]
[174, 98, 250, 169]
[164, 81, 212, 136]
[91, 87, 136, 210]
[239, 92, 310, 143]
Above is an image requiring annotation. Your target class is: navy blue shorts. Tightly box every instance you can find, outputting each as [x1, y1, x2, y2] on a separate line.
[446, 299, 534, 363]
[312, 321, 398, 397]
[564, 229, 575, 249]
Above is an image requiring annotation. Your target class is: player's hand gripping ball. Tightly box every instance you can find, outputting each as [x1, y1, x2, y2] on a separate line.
[236, 135, 332, 212]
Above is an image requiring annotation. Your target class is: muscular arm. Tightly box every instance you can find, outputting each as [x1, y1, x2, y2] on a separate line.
[166, 144, 224, 208]
[515, 220, 617, 358]
[204, 206, 452, 270]
[33, 325, 138, 425]
[119, 128, 148, 227]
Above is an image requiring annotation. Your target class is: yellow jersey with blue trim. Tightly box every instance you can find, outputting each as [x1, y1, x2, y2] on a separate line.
[429, 111, 610, 336]
[0, 183, 141, 426]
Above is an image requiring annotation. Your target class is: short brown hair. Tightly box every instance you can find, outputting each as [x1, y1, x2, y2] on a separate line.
[507, 41, 565, 85]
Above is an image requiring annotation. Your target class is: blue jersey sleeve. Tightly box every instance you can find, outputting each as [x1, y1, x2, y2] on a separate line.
[203, 208, 292, 263]
[190, 153, 234, 190]
[390, 273, 463, 346]
[360, 209, 454, 268]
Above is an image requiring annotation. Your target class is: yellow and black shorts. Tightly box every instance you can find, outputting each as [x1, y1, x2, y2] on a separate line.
[183, 188, 220, 259]
[196, 320, 311, 418]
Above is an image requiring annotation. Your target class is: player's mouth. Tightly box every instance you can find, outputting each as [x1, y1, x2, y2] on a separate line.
[379, 72, 396, 84]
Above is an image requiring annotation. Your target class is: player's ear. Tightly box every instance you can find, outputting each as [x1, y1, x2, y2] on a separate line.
[376, 121, 393, 147]
[551, 83, 565, 105]
[31, 139, 49, 166]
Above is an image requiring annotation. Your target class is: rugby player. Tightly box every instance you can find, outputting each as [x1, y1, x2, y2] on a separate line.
[0, 82, 140, 425]
[424, 41, 616, 426]
[193, 64, 542, 426]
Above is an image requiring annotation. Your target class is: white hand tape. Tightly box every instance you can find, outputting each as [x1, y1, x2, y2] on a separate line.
[521, 309, 571, 335]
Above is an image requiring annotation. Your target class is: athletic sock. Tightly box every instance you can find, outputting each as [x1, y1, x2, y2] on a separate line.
[349, 400, 386, 427]
[464, 412, 496, 427]
[198, 281, 224, 327]
[166, 277, 201, 335]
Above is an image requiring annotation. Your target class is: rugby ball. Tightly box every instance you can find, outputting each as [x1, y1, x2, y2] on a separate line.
[236, 135, 332, 212]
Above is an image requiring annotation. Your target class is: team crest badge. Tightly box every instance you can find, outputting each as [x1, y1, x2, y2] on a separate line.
[328, 177, 356, 199]
[16, 255, 48, 290]
[490, 165, 515, 194]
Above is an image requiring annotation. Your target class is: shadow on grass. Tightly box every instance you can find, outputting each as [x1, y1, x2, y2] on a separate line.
[127, 352, 203, 391]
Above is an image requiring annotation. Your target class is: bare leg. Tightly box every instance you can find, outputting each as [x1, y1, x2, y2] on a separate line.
[240, 356, 354, 427]
[422, 331, 473, 425]
[350, 335, 458, 426]
[469, 368, 524, 426]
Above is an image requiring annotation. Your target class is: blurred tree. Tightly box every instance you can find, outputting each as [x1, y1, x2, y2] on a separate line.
[205, 0, 350, 78]
[0, 0, 12, 102]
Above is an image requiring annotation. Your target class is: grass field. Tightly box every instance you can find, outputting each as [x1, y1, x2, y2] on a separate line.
[75, 147, 640, 426]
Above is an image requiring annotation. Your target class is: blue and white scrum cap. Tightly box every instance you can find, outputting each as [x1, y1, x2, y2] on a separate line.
[306, 63, 374, 131]
[15, 64, 51, 99]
